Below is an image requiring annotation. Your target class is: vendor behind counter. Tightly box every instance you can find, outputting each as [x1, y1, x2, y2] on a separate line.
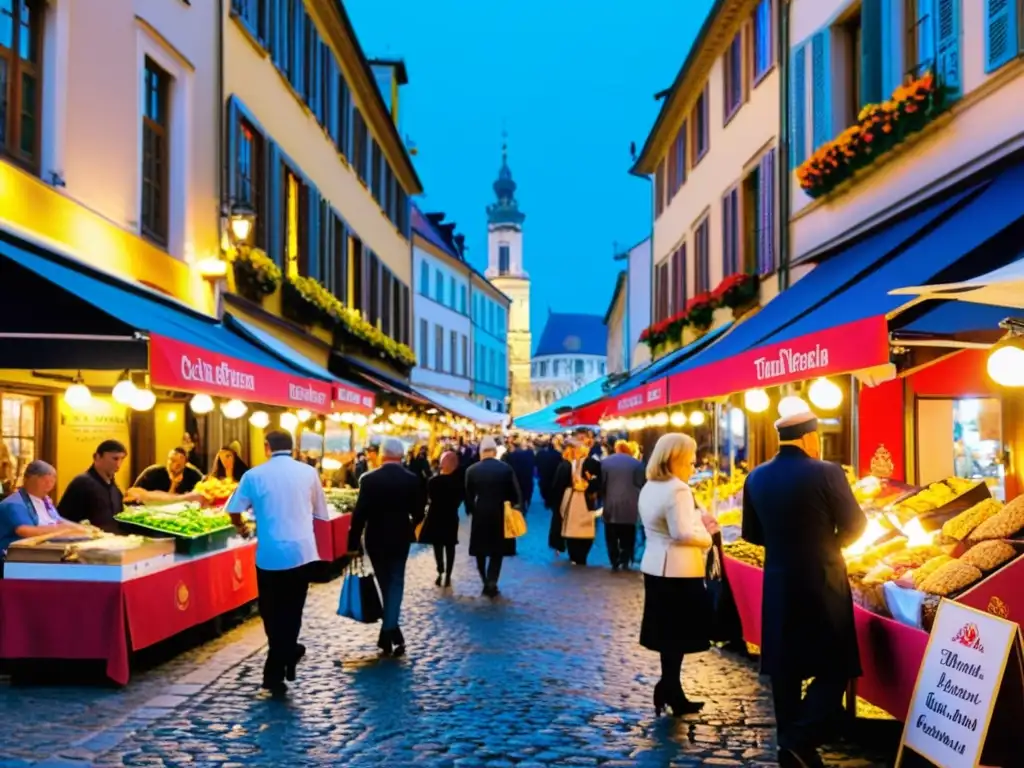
[134, 447, 203, 495]
[58, 440, 127, 533]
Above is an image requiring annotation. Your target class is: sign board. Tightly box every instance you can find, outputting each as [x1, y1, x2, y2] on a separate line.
[896, 599, 1024, 767]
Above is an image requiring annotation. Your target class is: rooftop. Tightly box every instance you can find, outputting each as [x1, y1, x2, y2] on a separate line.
[534, 312, 608, 358]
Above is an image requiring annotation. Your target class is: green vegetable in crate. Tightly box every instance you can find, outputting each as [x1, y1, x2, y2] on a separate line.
[116, 505, 232, 536]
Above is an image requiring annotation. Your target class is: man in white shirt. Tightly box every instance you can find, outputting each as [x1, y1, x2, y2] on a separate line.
[225, 429, 330, 695]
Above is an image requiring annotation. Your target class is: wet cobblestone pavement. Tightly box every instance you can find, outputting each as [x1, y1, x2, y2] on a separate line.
[0, 507, 899, 767]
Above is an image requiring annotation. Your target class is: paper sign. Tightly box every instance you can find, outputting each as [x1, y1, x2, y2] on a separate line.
[897, 600, 1019, 767]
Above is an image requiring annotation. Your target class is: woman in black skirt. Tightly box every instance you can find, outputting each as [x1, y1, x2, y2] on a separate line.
[419, 451, 464, 587]
[638, 432, 717, 716]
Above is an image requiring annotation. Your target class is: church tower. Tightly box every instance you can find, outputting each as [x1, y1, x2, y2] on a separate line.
[486, 142, 532, 417]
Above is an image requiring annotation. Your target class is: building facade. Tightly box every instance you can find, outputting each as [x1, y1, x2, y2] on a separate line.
[604, 272, 629, 376]
[470, 275, 511, 414]
[411, 207, 471, 395]
[633, 0, 783, 350]
[530, 313, 608, 407]
[484, 148, 532, 417]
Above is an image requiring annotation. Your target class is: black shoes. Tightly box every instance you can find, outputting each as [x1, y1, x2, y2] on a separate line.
[443, 574, 452, 588]
[481, 582, 500, 598]
[653, 681, 705, 717]
[435, 574, 443, 586]
[286, 644, 305, 682]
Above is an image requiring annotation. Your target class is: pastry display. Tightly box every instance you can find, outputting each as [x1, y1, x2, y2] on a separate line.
[967, 496, 1024, 542]
[890, 478, 981, 523]
[941, 498, 1003, 541]
[907, 555, 954, 588]
[722, 540, 764, 568]
[960, 540, 1017, 572]
[325, 487, 359, 514]
[918, 560, 983, 597]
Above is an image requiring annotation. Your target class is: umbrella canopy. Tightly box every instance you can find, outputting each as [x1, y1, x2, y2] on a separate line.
[890, 257, 1024, 309]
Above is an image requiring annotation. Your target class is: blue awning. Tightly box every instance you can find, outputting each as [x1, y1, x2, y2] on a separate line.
[0, 237, 328, 380]
[896, 300, 1019, 336]
[514, 376, 609, 432]
[659, 182, 985, 383]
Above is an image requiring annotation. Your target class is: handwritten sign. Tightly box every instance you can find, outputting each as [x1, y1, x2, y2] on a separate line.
[898, 600, 1020, 767]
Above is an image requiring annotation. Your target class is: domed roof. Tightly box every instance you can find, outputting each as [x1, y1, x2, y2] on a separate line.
[487, 143, 525, 227]
[493, 152, 517, 200]
[533, 312, 608, 358]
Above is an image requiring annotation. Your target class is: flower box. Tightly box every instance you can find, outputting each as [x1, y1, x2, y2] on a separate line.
[230, 247, 281, 304]
[685, 292, 716, 332]
[712, 272, 759, 311]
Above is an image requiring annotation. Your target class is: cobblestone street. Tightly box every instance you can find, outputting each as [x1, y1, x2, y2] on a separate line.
[0, 510, 899, 767]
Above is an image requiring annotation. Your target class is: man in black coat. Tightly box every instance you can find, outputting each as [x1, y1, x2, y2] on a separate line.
[574, 428, 603, 510]
[535, 439, 562, 510]
[348, 437, 426, 657]
[503, 439, 536, 512]
[742, 411, 866, 768]
[465, 436, 521, 598]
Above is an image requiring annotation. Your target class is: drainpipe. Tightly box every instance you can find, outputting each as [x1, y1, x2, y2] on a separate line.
[215, 0, 226, 317]
[777, 0, 793, 292]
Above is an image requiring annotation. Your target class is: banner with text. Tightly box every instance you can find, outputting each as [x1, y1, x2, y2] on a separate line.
[897, 599, 1024, 767]
[667, 315, 889, 405]
[149, 334, 333, 412]
[333, 382, 376, 414]
[610, 378, 669, 416]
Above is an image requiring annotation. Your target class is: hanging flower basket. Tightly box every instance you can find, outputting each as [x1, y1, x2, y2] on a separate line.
[685, 292, 716, 331]
[797, 71, 946, 199]
[281, 276, 336, 328]
[230, 247, 281, 303]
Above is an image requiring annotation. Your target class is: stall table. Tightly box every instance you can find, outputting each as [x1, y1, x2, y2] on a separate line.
[314, 512, 352, 562]
[0, 538, 257, 685]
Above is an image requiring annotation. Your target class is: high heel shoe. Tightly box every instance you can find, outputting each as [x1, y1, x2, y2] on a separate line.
[435, 574, 443, 587]
[665, 690, 704, 716]
[653, 681, 667, 716]
[443, 574, 452, 588]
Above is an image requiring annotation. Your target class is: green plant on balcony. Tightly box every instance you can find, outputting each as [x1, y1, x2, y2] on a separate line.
[228, 246, 281, 303]
[685, 292, 716, 331]
[797, 71, 945, 199]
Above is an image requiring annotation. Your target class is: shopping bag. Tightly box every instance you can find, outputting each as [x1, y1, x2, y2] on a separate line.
[503, 501, 527, 538]
[706, 535, 743, 642]
[337, 558, 383, 624]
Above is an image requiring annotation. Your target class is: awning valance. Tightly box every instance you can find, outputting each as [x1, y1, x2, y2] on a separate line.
[410, 386, 505, 426]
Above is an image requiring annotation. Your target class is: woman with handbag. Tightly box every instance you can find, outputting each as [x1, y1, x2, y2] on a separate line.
[419, 451, 464, 588]
[551, 442, 597, 565]
[638, 432, 718, 717]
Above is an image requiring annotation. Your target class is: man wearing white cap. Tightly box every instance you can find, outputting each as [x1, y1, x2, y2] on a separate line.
[741, 410, 866, 768]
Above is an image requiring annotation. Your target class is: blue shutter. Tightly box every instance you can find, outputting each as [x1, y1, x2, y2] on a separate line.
[326, 56, 338, 143]
[790, 45, 807, 169]
[810, 30, 832, 150]
[935, 0, 962, 98]
[881, 0, 901, 96]
[307, 187, 322, 281]
[985, 0, 1019, 73]
[291, 3, 305, 94]
[225, 98, 239, 203]
[266, 142, 282, 266]
[861, 0, 884, 106]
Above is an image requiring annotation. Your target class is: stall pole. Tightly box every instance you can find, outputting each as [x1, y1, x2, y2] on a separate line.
[712, 403, 721, 519]
[851, 378, 861, 476]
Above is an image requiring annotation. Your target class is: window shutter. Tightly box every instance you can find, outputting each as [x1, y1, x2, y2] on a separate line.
[935, 0, 962, 98]
[677, 123, 687, 186]
[758, 149, 776, 274]
[306, 188, 322, 281]
[790, 45, 807, 168]
[226, 98, 240, 202]
[266, 142, 283, 266]
[667, 138, 678, 199]
[861, 0, 884, 106]
[810, 31, 832, 150]
[325, 56, 338, 144]
[722, 193, 733, 276]
[985, 0, 1019, 73]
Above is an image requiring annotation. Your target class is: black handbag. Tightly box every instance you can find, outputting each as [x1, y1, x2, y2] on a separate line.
[337, 557, 383, 624]
[706, 533, 743, 643]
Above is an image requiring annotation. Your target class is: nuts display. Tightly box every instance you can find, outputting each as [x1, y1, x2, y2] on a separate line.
[968, 496, 1024, 543]
[960, 540, 1017, 572]
[918, 560, 983, 597]
[942, 498, 1003, 541]
[908, 555, 955, 588]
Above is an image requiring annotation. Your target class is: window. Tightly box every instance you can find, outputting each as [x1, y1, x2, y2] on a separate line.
[419, 259, 429, 295]
[654, 159, 666, 217]
[498, 244, 510, 274]
[434, 269, 444, 302]
[392, 277, 403, 341]
[750, 148, 776, 275]
[723, 31, 744, 120]
[449, 276, 455, 308]
[348, 234, 363, 311]
[668, 122, 687, 200]
[839, 7, 864, 127]
[461, 335, 468, 376]
[419, 318, 428, 367]
[336, 73, 349, 158]
[694, 216, 710, 292]
[232, 0, 267, 42]
[722, 187, 740, 276]
[283, 168, 308, 278]
[539, 360, 548, 377]
[352, 107, 368, 182]
[434, 324, 444, 370]
[450, 330, 457, 374]
[370, 140, 383, 203]
[753, 0, 774, 81]
[460, 285, 467, 314]
[692, 84, 710, 162]
[381, 268, 392, 336]
[655, 262, 670, 322]
[574, 359, 584, 375]
[236, 119, 265, 247]
[399, 283, 410, 344]
[1, 392, 38, 485]
[0, 0, 43, 169]
[599, 361, 606, 375]
[141, 58, 171, 246]
[368, 253, 380, 326]
[302, 14, 316, 106]
[475, 343, 482, 380]
[671, 244, 686, 313]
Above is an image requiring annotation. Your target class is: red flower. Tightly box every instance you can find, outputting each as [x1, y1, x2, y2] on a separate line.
[686, 292, 715, 311]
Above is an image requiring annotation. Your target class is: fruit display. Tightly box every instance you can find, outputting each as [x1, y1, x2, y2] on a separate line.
[116, 505, 233, 537]
[692, 470, 745, 512]
[941, 497, 1003, 541]
[723, 540, 764, 568]
[192, 477, 239, 503]
[325, 487, 359, 514]
[716, 509, 741, 527]
[966, 495, 1024, 543]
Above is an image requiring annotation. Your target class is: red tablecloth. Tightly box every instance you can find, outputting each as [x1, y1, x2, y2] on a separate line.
[313, 513, 352, 561]
[723, 555, 928, 720]
[0, 542, 258, 685]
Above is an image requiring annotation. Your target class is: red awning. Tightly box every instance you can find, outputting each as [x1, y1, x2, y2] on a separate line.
[149, 333, 334, 412]
[667, 315, 890, 404]
[333, 381, 376, 414]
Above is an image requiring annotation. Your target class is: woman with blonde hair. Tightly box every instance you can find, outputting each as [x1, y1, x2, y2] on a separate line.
[639, 432, 719, 716]
[549, 441, 597, 564]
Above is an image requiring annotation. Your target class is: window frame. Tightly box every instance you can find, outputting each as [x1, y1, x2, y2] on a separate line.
[282, 165, 309, 279]
[723, 30, 745, 123]
[721, 186, 741, 277]
[236, 118, 265, 248]
[140, 56, 171, 247]
[691, 83, 711, 166]
[693, 213, 711, 293]
[0, 0, 44, 171]
[753, 0, 775, 85]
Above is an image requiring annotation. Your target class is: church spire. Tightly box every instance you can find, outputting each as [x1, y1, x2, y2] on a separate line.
[487, 134, 525, 227]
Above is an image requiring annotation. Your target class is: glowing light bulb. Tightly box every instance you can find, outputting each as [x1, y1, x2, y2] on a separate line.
[670, 412, 687, 427]
[130, 388, 156, 411]
[988, 343, 1024, 387]
[63, 381, 92, 410]
[220, 399, 248, 419]
[688, 410, 706, 427]
[808, 378, 843, 410]
[279, 412, 299, 432]
[744, 388, 770, 413]
[112, 377, 137, 405]
[189, 394, 214, 414]
[249, 410, 270, 428]
[778, 395, 810, 419]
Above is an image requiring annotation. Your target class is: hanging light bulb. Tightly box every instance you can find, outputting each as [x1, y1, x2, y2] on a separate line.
[190, 393, 214, 414]
[353, 414, 369, 427]
[130, 387, 156, 411]
[220, 399, 248, 419]
[328, 412, 344, 422]
[296, 409, 311, 422]
[744, 388, 770, 413]
[808, 377, 843, 410]
[778, 395, 811, 419]
[63, 373, 92, 410]
[987, 338, 1024, 387]
[279, 412, 299, 432]
[112, 372, 137, 405]
[653, 412, 669, 427]
[314, 419, 324, 432]
[670, 411, 687, 428]
[688, 410, 706, 427]
[249, 410, 270, 428]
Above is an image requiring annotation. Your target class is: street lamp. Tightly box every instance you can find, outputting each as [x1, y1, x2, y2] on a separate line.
[228, 203, 256, 246]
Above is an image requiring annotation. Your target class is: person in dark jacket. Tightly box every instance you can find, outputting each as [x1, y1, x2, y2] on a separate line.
[406, 445, 432, 488]
[742, 411, 866, 768]
[574, 429, 603, 510]
[348, 438, 426, 657]
[535, 440, 562, 510]
[600, 440, 645, 570]
[465, 436, 521, 598]
[420, 451, 464, 587]
[133, 447, 203, 495]
[503, 439, 536, 512]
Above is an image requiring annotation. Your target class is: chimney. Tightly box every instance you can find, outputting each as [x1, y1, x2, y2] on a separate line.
[368, 58, 408, 129]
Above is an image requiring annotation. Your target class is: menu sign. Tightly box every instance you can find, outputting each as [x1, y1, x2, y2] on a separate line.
[897, 600, 1023, 767]
[149, 333, 333, 412]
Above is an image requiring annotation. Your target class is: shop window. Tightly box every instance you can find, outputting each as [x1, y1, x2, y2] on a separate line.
[0, 0, 43, 171]
[283, 168, 308, 278]
[1, 393, 38, 488]
[141, 57, 170, 246]
[236, 119, 265, 248]
[926, 398, 1007, 501]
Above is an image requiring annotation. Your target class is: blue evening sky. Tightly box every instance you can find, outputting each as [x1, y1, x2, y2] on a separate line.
[347, 0, 715, 348]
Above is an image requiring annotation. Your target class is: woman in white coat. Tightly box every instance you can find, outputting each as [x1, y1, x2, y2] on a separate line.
[638, 432, 718, 716]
